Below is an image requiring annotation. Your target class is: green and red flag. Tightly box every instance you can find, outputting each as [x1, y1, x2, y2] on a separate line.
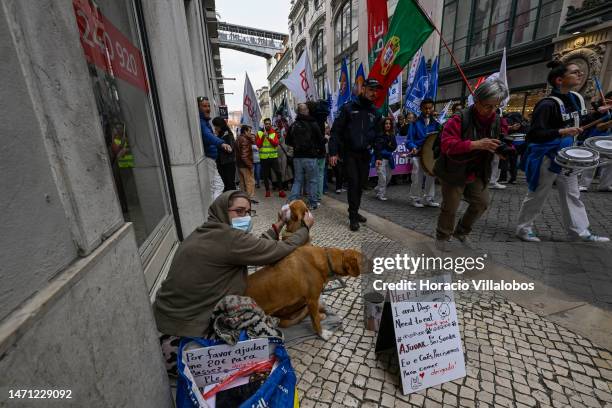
[367, 0, 389, 69]
[368, 0, 434, 107]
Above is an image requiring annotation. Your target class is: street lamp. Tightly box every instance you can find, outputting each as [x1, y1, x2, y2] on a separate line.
[213, 77, 236, 80]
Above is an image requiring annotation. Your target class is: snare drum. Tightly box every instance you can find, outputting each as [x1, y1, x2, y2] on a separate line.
[504, 133, 526, 143]
[554, 146, 599, 171]
[584, 136, 612, 159]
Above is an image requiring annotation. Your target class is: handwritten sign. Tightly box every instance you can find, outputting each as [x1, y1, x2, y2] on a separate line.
[388, 276, 466, 394]
[184, 339, 270, 387]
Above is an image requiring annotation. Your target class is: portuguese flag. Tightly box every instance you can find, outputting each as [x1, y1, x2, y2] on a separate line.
[368, 0, 434, 107]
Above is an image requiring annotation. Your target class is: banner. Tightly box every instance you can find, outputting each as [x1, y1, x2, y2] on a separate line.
[388, 73, 402, 105]
[368, 136, 413, 177]
[336, 57, 352, 112]
[367, 0, 389, 68]
[241, 73, 262, 130]
[353, 63, 366, 98]
[281, 49, 317, 102]
[404, 54, 429, 116]
[368, 0, 434, 107]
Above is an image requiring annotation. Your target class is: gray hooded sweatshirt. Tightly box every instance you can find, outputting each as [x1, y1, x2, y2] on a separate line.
[153, 191, 309, 337]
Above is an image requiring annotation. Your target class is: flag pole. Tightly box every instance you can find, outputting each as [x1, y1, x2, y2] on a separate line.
[413, 0, 474, 95]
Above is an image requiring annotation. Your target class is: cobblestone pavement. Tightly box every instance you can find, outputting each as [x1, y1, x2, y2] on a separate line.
[251, 189, 612, 408]
[334, 177, 612, 309]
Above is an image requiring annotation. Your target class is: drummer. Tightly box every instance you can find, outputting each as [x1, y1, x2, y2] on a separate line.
[578, 92, 612, 192]
[406, 98, 442, 208]
[515, 61, 610, 242]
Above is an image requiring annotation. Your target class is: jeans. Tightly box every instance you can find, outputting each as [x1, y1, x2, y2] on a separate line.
[289, 158, 319, 206]
[253, 162, 261, 186]
[316, 158, 326, 201]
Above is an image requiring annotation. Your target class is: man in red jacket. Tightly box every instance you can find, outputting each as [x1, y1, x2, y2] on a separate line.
[433, 79, 509, 250]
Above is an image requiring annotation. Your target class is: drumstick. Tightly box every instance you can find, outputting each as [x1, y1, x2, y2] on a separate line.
[596, 119, 612, 131]
[581, 116, 609, 131]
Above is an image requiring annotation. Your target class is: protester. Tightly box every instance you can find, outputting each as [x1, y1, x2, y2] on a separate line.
[287, 103, 323, 209]
[256, 118, 286, 198]
[405, 111, 417, 124]
[252, 143, 261, 188]
[515, 61, 610, 242]
[198, 96, 232, 200]
[330, 78, 383, 231]
[153, 191, 313, 372]
[275, 121, 294, 193]
[451, 103, 464, 114]
[212, 117, 237, 192]
[433, 79, 509, 249]
[406, 98, 442, 207]
[397, 114, 409, 136]
[235, 125, 258, 203]
[374, 117, 398, 201]
[307, 100, 331, 204]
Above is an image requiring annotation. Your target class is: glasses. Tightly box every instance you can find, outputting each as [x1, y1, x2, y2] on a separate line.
[566, 69, 584, 76]
[477, 102, 501, 111]
[228, 207, 256, 217]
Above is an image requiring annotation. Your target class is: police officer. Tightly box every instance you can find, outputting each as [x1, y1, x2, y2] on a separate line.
[329, 79, 383, 231]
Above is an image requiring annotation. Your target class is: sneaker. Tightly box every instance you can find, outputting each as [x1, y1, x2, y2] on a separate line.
[279, 190, 286, 198]
[335, 189, 342, 194]
[424, 200, 440, 207]
[412, 200, 425, 208]
[516, 229, 541, 242]
[357, 214, 367, 223]
[508, 179, 516, 184]
[578, 186, 588, 192]
[575, 234, 610, 242]
[265, 190, 271, 198]
[489, 182, 507, 190]
[309, 202, 320, 210]
[453, 234, 475, 249]
[349, 220, 360, 231]
[377, 195, 388, 201]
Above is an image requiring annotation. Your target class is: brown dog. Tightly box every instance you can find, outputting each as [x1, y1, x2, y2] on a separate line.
[246, 246, 363, 339]
[281, 200, 311, 241]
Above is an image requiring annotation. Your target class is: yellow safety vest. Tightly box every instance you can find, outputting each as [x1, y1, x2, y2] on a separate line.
[257, 131, 278, 159]
[113, 137, 134, 168]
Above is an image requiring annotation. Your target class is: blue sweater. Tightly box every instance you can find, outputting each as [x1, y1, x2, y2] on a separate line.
[405, 116, 441, 150]
[200, 112, 225, 160]
[520, 137, 573, 192]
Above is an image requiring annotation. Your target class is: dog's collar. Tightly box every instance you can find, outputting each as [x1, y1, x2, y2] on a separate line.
[325, 248, 335, 278]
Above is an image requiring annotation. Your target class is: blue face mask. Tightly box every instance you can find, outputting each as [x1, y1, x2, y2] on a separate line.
[231, 215, 253, 232]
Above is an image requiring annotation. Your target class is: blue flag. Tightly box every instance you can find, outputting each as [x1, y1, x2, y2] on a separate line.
[336, 57, 351, 110]
[352, 62, 366, 100]
[426, 56, 439, 100]
[404, 54, 429, 116]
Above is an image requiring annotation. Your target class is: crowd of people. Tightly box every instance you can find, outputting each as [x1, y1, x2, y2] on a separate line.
[196, 60, 612, 242]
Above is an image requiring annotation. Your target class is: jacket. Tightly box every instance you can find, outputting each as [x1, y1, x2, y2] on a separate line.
[200, 111, 225, 160]
[406, 115, 442, 150]
[374, 132, 398, 161]
[329, 96, 382, 156]
[434, 107, 505, 186]
[256, 128, 279, 159]
[286, 114, 324, 158]
[153, 191, 310, 337]
[216, 130, 236, 165]
[235, 133, 255, 168]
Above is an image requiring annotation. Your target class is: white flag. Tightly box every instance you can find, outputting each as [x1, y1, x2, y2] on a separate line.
[388, 73, 402, 105]
[281, 49, 317, 103]
[406, 48, 423, 89]
[241, 73, 262, 130]
[468, 48, 509, 108]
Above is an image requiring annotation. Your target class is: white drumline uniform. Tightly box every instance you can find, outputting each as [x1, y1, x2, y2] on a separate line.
[489, 154, 501, 184]
[516, 92, 597, 239]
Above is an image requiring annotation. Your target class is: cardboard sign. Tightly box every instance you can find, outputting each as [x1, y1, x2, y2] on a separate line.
[377, 275, 466, 395]
[183, 339, 270, 387]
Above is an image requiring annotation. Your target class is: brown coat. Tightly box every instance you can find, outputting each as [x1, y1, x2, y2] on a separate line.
[153, 191, 309, 337]
[235, 133, 255, 168]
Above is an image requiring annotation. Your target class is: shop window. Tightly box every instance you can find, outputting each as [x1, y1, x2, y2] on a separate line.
[73, 0, 171, 248]
[536, 0, 562, 39]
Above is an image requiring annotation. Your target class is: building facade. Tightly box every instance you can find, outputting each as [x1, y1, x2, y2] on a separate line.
[257, 86, 273, 119]
[268, 46, 294, 112]
[0, 0, 225, 404]
[436, 0, 611, 116]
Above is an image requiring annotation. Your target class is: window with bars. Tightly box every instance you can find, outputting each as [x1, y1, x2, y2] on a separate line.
[312, 30, 325, 71]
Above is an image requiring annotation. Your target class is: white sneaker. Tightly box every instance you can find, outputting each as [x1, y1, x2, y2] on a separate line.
[412, 200, 425, 208]
[424, 200, 440, 207]
[575, 234, 610, 243]
[377, 195, 388, 201]
[489, 182, 507, 190]
[579, 186, 588, 192]
[516, 229, 541, 242]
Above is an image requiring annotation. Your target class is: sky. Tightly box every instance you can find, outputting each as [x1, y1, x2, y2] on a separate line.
[216, 0, 291, 113]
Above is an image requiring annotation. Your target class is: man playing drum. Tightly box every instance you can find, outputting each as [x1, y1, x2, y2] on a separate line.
[515, 60, 610, 242]
[406, 98, 442, 208]
[433, 79, 509, 249]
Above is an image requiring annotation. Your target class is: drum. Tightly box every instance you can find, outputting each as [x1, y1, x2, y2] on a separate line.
[584, 136, 612, 159]
[504, 133, 526, 143]
[419, 132, 439, 176]
[554, 146, 599, 171]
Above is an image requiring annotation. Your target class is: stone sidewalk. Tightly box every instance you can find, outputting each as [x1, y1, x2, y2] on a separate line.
[250, 190, 612, 408]
[342, 178, 612, 310]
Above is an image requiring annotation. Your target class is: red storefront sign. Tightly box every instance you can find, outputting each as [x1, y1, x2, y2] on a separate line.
[73, 0, 149, 93]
